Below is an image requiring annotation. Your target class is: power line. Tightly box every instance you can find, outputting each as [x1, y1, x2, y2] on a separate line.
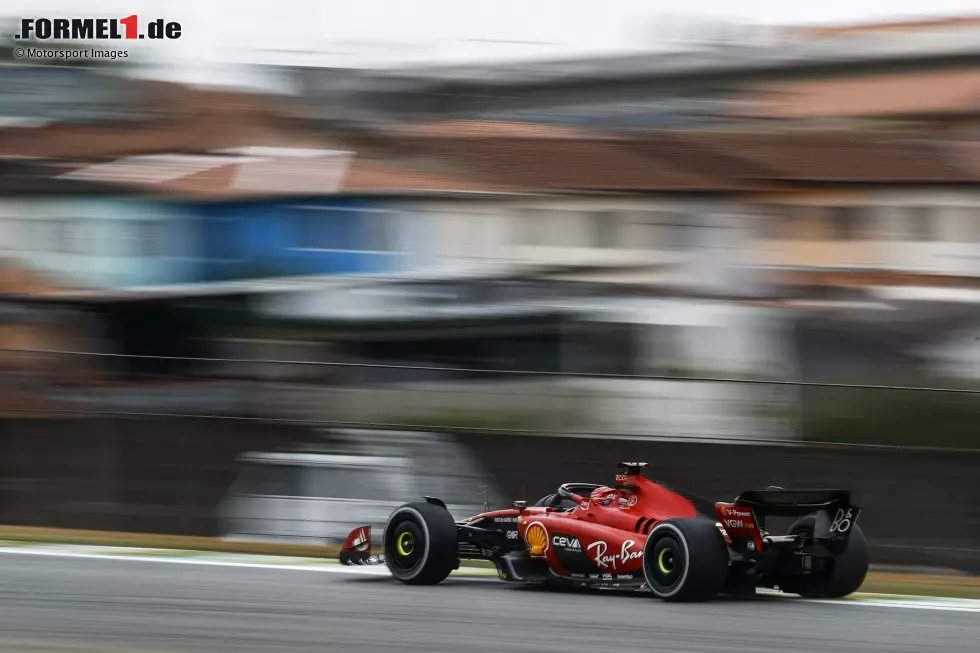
[7, 404, 976, 454]
[5, 347, 979, 452]
[5, 347, 980, 395]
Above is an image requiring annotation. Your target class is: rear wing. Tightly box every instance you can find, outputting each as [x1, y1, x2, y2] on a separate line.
[715, 489, 862, 553]
[733, 489, 851, 517]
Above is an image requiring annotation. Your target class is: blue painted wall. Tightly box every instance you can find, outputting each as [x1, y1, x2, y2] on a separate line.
[193, 197, 403, 282]
[0, 196, 410, 290]
[0, 197, 201, 289]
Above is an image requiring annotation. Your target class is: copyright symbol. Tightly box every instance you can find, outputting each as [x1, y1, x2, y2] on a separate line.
[14, 48, 25, 58]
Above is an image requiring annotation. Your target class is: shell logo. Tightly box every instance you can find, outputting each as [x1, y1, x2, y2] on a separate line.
[525, 522, 549, 557]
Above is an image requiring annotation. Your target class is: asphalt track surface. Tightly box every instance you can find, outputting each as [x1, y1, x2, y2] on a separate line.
[0, 554, 976, 653]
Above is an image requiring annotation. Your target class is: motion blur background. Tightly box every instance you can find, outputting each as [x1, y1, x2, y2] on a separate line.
[1, 0, 978, 576]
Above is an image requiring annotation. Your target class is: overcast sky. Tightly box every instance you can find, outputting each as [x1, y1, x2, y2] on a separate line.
[5, 0, 980, 88]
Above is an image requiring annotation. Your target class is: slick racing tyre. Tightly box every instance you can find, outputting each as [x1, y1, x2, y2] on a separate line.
[777, 515, 869, 598]
[643, 518, 730, 602]
[384, 502, 458, 585]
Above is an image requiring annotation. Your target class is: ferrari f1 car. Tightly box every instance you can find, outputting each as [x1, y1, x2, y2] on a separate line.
[340, 462, 869, 602]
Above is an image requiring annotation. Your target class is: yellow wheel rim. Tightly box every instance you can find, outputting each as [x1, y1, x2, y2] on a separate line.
[658, 547, 674, 574]
[396, 531, 415, 556]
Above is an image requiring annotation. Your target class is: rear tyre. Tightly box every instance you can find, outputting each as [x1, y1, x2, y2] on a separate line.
[384, 502, 458, 585]
[778, 515, 869, 598]
[643, 518, 730, 602]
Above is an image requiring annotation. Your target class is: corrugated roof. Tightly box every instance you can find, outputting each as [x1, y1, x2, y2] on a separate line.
[59, 154, 250, 184]
[794, 15, 980, 39]
[737, 69, 980, 119]
[341, 158, 518, 194]
[395, 134, 746, 192]
[388, 120, 604, 139]
[0, 119, 226, 159]
[30, 126, 980, 196]
[628, 130, 978, 184]
[9, 94, 980, 198]
[0, 84, 320, 159]
[763, 266, 980, 289]
[50, 148, 513, 198]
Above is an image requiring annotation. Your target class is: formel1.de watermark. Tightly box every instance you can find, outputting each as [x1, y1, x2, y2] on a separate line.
[14, 16, 182, 41]
[12, 47, 130, 61]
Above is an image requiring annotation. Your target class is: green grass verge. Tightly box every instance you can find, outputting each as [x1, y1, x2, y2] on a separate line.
[857, 573, 980, 600]
[0, 526, 340, 558]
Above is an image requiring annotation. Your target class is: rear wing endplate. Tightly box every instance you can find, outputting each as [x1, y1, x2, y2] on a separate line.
[729, 488, 862, 541]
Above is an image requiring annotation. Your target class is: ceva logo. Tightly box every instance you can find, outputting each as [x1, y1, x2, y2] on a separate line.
[552, 535, 581, 550]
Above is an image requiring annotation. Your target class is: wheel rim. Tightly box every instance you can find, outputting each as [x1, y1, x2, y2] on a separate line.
[397, 531, 415, 556]
[647, 535, 684, 592]
[387, 520, 425, 572]
[658, 547, 675, 574]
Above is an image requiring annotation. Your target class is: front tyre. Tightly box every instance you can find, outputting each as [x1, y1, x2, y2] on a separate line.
[384, 502, 458, 585]
[643, 518, 730, 602]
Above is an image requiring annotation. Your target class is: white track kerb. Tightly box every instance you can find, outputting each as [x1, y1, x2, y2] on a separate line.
[0, 541, 977, 613]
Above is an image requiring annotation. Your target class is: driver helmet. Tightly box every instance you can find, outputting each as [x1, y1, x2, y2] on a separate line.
[591, 486, 623, 507]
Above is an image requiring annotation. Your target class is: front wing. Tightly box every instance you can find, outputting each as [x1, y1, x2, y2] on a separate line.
[339, 525, 386, 566]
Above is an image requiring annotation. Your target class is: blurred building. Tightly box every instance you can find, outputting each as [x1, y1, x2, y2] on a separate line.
[4, 29, 980, 438]
[0, 64, 142, 127]
[291, 15, 980, 131]
[2, 18, 980, 561]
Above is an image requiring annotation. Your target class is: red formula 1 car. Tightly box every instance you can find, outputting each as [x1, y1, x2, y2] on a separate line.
[340, 462, 869, 602]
